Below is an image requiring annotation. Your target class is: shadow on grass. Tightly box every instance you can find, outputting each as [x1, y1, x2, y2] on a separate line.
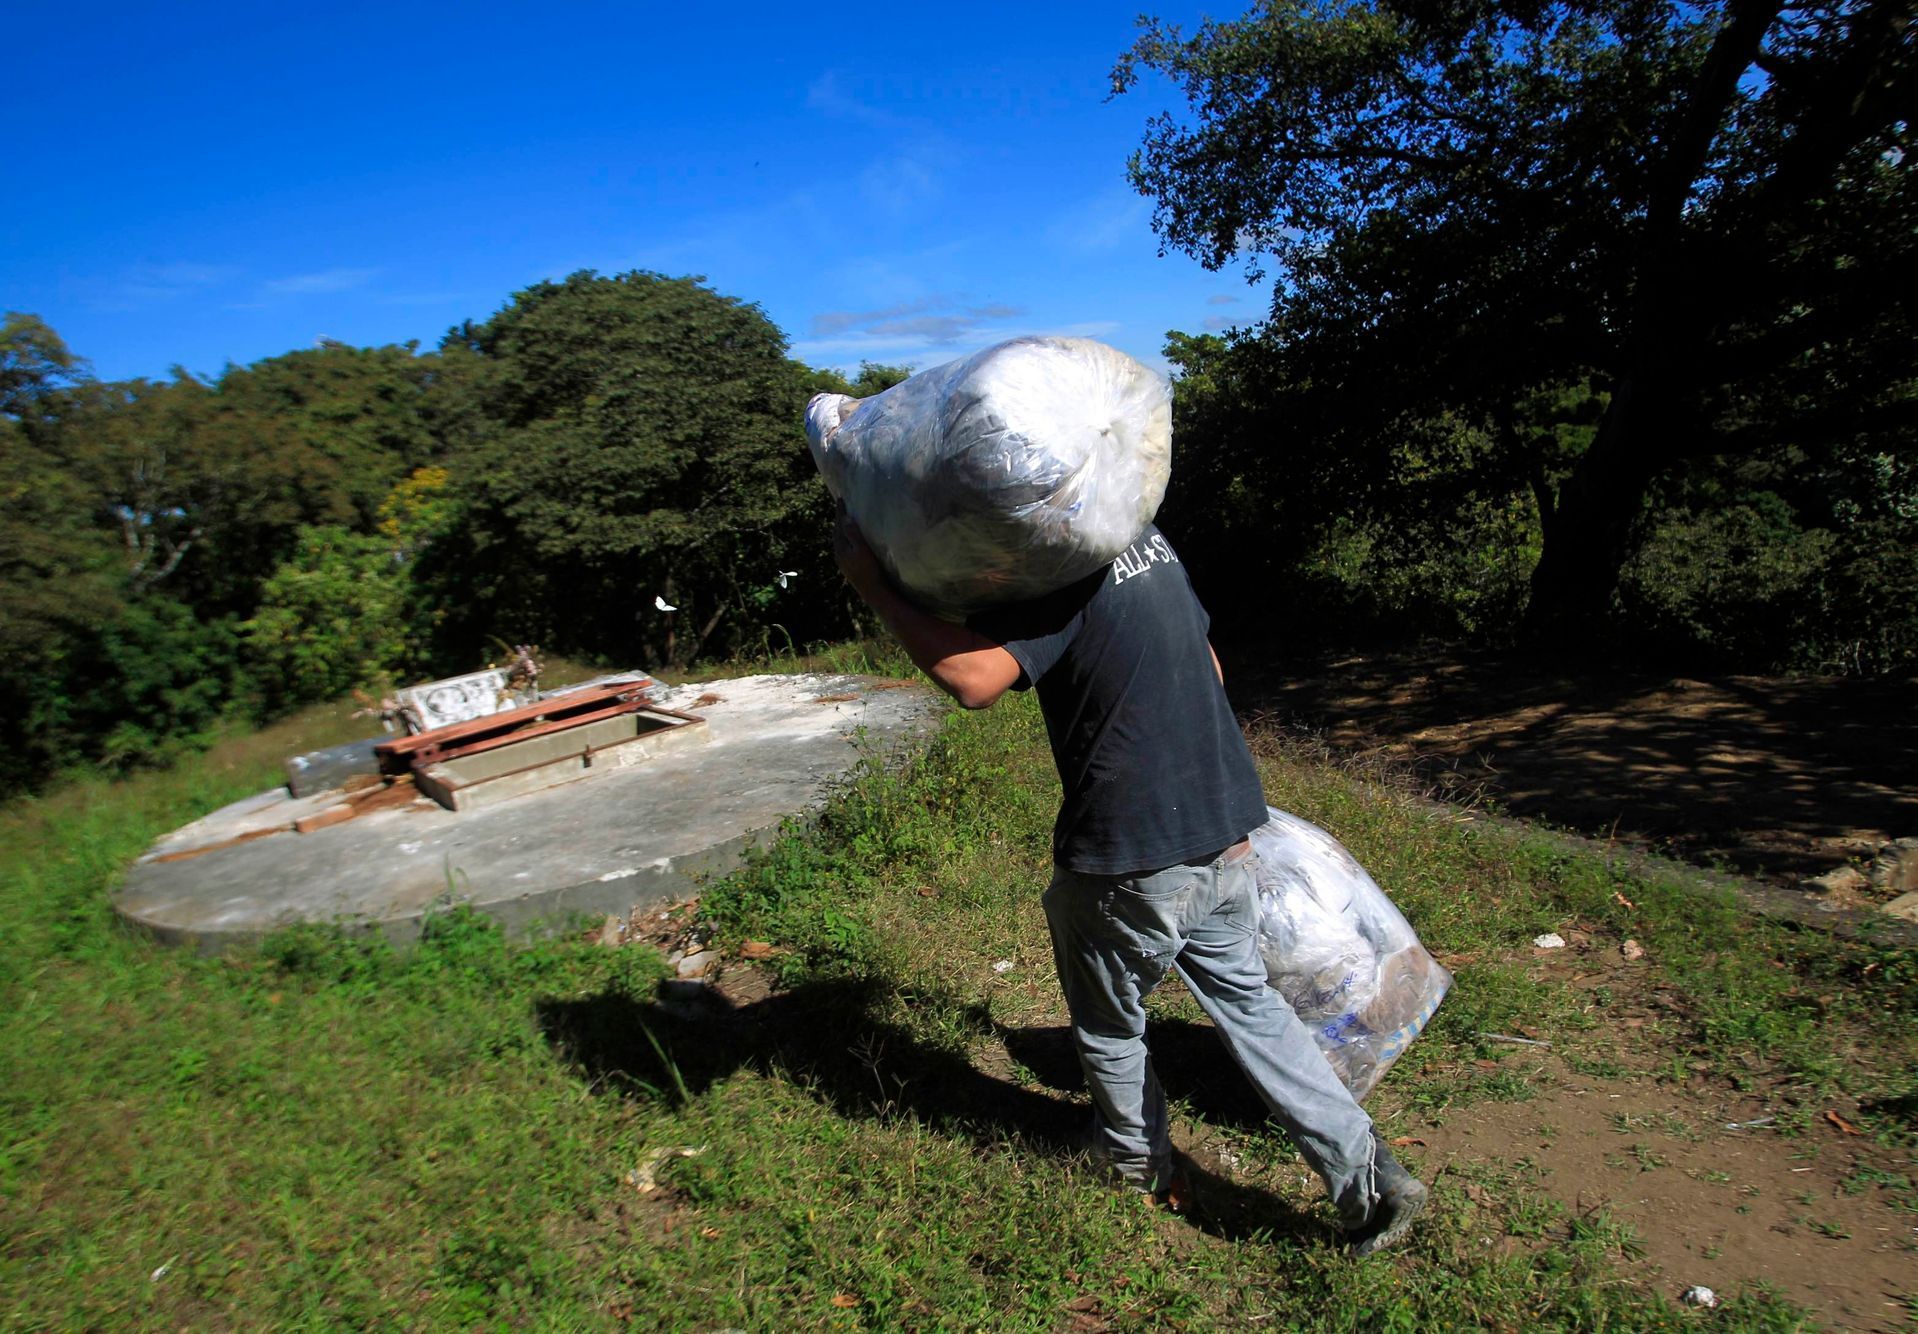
[536, 978, 1325, 1246]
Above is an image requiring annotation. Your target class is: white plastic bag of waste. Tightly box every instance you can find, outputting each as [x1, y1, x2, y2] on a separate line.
[804, 336, 1172, 621]
[1251, 807, 1453, 1099]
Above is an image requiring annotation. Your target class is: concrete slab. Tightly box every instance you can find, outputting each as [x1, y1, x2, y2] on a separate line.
[114, 673, 942, 953]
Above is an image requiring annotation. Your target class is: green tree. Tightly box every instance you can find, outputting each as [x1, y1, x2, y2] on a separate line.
[443, 270, 837, 667]
[213, 341, 442, 531]
[1, 311, 86, 418]
[0, 322, 451, 785]
[1118, 1, 1915, 636]
[244, 525, 414, 710]
[810, 360, 915, 399]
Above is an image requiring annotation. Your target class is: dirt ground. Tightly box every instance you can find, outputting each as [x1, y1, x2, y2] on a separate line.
[625, 650, 1918, 1327]
[1223, 645, 1918, 889]
[1212, 644, 1918, 1326]
[1400, 936, 1917, 1331]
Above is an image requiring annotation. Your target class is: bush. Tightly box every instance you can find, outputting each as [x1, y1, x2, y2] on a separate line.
[244, 525, 416, 709]
[1619, 498, 1838, 670]
[10, 592, 247, 775]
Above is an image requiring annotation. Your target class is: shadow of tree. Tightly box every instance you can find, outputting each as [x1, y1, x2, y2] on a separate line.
[1226, 644, 1918, 882]
[536, 978, 1327, 1245]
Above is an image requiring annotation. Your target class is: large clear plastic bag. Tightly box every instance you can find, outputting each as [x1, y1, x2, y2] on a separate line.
[1251, 807, 1453, 1099]
[805, 336, 1171, 621]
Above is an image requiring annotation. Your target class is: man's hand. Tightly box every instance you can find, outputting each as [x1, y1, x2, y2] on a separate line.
[829, 499, 1021, 710]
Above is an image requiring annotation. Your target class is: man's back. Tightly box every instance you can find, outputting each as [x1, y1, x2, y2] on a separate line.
[971, 525, 1266, 875]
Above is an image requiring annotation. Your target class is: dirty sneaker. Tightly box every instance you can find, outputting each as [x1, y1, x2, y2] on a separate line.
[1345, 1136, 1428, 1257]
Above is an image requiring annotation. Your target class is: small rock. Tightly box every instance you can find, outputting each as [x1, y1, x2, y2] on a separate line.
[1805, 865, 1869, 898]
[1882, 891, 1918, 924]
[992, 959, 1016, 973]
[1620, 938, 1646, 961]
[1533, 933, 1566, 950]
[1871, 838, 1918, 896]
[654, 978, 711, 1020]
[676, 949, 718, 978]
[626, 1144, 705, 1195]
[1680, 1285, 1718, 1309]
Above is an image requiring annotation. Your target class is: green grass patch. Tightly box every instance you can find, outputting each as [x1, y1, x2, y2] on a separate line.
[4, 667, 1909, 1325]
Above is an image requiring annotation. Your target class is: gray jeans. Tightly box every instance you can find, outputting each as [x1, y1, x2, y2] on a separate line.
[1043, 845, 1378, 1223]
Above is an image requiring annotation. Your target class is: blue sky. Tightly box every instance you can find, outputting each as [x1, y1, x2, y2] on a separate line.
[6, 1, 1269, 385]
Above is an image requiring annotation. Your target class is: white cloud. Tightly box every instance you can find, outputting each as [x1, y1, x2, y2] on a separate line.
[811, 298, 937, 337]
[261, 267, 380, 296]
[1047, 189, 1152, 255]
[804, 71, 909, 130]
[793, 315, 1136, 380]
[93, 261, 241, 309]
[1044, 320, 1124, 339]
[858, 155, 941, 216]
[806, 295, 1027, 351]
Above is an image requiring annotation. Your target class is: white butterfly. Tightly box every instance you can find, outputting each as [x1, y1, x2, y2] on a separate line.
[654, 595, 678, 612]
[774, 570, 798, 588]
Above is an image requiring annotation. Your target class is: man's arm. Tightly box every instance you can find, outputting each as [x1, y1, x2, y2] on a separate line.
[833, 506, 1021, 710]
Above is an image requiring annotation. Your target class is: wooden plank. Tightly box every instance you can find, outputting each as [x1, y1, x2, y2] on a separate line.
[411, 700, 655, 766]
[375, 682, 650, 762]
[343, 774, 419, 811]
[148, 825, 287, 864]
[374, 684, 634, 758]
[294, 804, 357, 834]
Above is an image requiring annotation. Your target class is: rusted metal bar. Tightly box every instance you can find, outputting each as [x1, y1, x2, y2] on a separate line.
[408, 698, 653, 766]
[375, 682, 651, 764]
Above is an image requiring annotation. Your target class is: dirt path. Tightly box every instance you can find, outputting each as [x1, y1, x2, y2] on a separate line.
[1411, 1065, 1914, 1329]
[1408, 936, 1914, 1331]
[1223, 646, 1918, 889]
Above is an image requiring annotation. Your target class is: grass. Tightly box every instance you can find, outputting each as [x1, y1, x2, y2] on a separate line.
[3, 653, 1914, 1327]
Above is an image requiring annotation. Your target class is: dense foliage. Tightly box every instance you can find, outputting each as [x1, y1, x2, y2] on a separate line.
[437, 272, 845, 667]
[0, 290, 909, 791]
[1123, 0, 1916, 663]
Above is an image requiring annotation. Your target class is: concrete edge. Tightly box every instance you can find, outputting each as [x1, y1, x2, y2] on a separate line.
[113, 705, 940, 958]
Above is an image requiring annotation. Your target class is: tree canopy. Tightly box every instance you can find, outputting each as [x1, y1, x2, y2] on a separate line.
[439, 270, 842, 666]
[1118, 0, 1915, 633]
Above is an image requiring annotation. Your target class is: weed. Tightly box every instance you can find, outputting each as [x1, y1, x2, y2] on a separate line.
[1566, 1209, 1647, 1260]
[1564, 1051, 1626, 1078]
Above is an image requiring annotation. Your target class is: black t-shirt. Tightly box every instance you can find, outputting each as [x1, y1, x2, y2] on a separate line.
[969, 525, 1267, 875]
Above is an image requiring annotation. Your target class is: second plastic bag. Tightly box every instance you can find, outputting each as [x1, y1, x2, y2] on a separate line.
[805, 336, 1171, 621]
[1251, 807, 1452, 1100]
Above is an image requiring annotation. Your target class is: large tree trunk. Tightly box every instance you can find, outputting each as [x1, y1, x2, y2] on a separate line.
[1523, 375, 1667, 637]
[1524, 0, 1785, 640]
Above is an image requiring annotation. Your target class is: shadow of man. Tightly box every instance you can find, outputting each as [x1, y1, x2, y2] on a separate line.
[536, 975, 1326, 1246]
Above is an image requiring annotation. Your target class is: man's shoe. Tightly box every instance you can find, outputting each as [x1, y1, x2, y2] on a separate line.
[1345, 1137, 1428, 1257]
[1077, 1131, 1196, 1214]
[1147, 1158, 1195, 1214]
